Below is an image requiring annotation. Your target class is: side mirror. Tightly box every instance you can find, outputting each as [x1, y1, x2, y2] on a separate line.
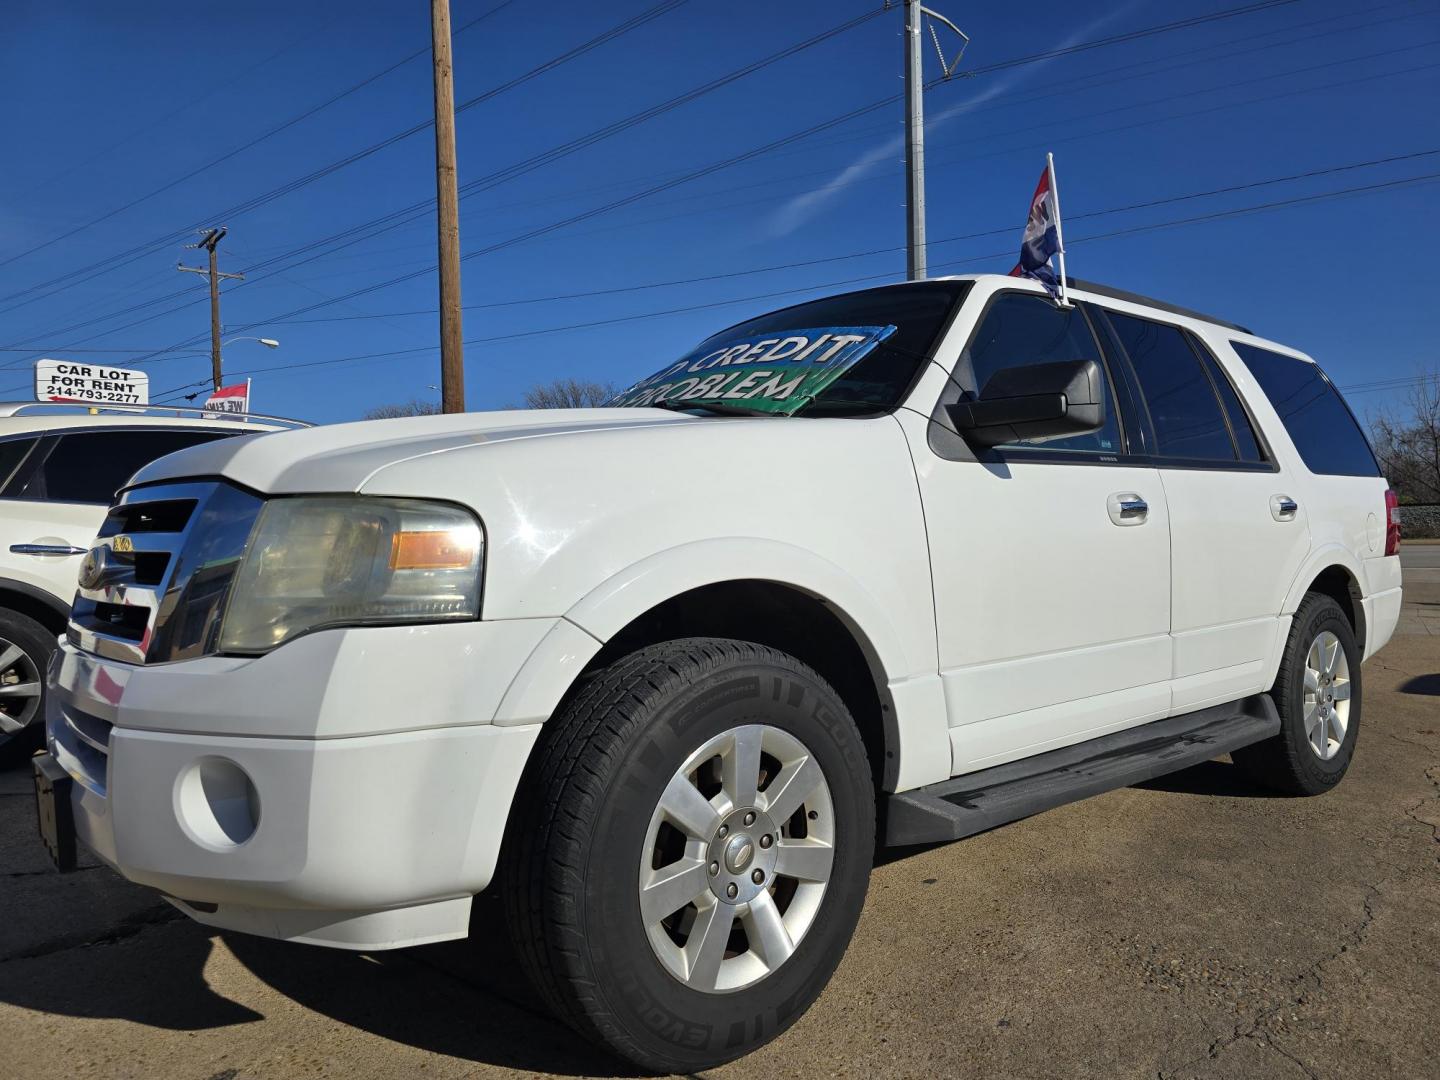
[946, 358, 1105, 447]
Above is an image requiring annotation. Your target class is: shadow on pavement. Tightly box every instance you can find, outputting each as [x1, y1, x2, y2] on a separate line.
[0, 918, 264, 1030]
[1398, 673, 1440, 696]
[1134, 759, 1286, 799]
[223, 890, 645, 1078]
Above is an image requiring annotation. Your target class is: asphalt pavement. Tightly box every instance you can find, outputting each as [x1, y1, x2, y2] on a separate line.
[1, 548, 1436, 1080]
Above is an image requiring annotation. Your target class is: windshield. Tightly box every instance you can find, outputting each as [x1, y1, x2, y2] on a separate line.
[607, 281, 970, 416]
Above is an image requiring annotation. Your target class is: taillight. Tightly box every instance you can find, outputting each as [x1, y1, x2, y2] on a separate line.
[1384, 488, 1401, 557]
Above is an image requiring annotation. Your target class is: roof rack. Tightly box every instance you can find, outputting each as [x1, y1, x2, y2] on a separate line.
[1064, 279, 1253, 335]
[0, 401, 310, 428]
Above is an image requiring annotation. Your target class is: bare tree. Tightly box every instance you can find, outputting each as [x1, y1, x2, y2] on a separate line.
[517, 378, 616, 409]
[1369, 370, 1440, 503]
[363, 399, 443, 420]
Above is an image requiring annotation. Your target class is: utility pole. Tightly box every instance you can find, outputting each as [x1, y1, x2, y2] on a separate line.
[177, 227, 243, 392]
[431, 0, 466, 414]
[902, 1, 969, 281]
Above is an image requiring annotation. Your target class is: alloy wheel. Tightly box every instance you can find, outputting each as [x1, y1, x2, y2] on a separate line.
[0, 637, 42, 736]
[638, 723, 835, 993]
[1303, 629, 1350, 761]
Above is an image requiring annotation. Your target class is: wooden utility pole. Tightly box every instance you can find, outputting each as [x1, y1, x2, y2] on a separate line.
[178, 227, 243, 392]
[431, 0, 466, 413]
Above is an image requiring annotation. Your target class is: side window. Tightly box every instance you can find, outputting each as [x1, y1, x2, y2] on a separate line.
[0, 437, 39, 494]
[12, 429, 230, 505]
[960, 293, 1122, 453]
[1189, 334, 1264, 463]
[1108, 312, 1236, 461]
[1232, 342, 1380, 477]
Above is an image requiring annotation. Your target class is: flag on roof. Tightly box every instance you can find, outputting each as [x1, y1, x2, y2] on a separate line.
[1008, 154, 1068, 304]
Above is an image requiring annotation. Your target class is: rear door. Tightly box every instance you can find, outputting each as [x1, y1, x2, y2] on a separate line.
[1094, 308, 1311, 711]
[1226, 340, 1395, 658]
[915, 289, 1172, 776]
[2, 428, 231, 603]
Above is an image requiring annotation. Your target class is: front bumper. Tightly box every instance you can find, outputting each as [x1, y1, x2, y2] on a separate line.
[46, 623, 547, 950]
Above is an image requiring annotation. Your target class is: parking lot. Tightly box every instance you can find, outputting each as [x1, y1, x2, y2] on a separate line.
[1, 547, 1435, 1080]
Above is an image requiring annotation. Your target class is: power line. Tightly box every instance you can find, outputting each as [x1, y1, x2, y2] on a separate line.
[0, 0, 1318, 348]
[14, 48, 1435, 379]
[126, 52, 1440, 364]
[15, 142, 1436, 353]
[122, 164, 1440, 405]
[0, 0, 675, 314]
[252, 147, 1440, 324]
[0, 1, 520, 278]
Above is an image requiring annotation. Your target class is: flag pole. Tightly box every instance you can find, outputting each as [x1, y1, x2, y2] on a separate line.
[1046, 152, 1070, 307]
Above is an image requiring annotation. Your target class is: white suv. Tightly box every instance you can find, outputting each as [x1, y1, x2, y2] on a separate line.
[0, 404, 301, 763]
[36, 276, 1402, 1071]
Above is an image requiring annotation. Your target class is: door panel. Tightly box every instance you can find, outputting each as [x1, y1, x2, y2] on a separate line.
[1160, 468, 1310, 709]
[0, 500, 105, 603]
[921, 459, 1172, 775]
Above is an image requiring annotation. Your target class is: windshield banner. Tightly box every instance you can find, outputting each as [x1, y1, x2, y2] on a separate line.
[608, 324, 897, 413]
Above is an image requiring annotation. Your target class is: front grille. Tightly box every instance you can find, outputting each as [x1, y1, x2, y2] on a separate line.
[68, 481, 262, 665]
[99, 498, 196, 536]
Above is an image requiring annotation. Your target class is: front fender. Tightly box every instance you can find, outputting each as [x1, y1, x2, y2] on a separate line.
[562, 537, 917, 681]
[489, 538, 953, 790]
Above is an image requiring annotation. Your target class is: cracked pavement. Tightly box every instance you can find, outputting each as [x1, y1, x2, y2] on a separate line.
[1, 550, 1436, 1079]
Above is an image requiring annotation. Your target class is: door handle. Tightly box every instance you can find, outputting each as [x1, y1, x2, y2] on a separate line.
[10, 543, 87, 557]
[1107, 493, 1149, 526]
[1270, 495, 1299, 522]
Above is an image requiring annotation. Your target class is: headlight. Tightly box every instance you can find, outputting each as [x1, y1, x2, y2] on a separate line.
[218, 496, 483, 654]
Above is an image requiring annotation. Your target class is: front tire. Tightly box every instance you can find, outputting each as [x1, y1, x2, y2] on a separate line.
[1234, 593, 1361, 795]
[500, 638, 875, 1072]
[0, 609, 53, 768]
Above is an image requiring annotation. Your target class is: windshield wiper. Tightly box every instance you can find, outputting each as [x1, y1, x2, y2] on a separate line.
[648, 399, 777, 417]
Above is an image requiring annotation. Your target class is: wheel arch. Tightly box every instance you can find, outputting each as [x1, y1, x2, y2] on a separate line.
[1282, 548, 1366, 652]
[495, 539, 932, 792]
[0, 576, 69, 637]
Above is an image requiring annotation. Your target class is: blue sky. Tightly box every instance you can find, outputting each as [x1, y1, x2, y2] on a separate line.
[0, 0, 1437, 423]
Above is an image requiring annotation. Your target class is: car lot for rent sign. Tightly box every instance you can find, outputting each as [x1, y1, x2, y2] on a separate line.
[608, 325, 898, 414]
[34, 359, 149, 405]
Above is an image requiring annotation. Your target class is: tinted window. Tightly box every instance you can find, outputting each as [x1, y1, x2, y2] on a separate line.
[960, 293, 1121, 453]
[1233, 342, 1379, 477]
[610, 281, 968, 416]
[1191, 335, 1264, 463]
[13, 429, 230, 504]
[0, 437, 39, 493]
[1109, 312, 1235, 461]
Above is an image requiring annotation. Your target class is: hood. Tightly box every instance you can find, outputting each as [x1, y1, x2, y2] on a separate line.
[127, 408, 696, 494]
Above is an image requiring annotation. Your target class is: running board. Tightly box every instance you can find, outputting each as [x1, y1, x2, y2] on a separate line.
[884, 695, 1280, 847]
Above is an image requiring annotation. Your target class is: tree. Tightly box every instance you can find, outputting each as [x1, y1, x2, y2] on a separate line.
[517, 377, 616, 409]
[362, 399, 443, 420]
[1369, 370, 1440, 503]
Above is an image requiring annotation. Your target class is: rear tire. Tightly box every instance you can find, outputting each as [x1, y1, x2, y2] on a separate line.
[0, 608, 54, 768]
[500, 637, 875, 1072]
[1234, 593, 1360, 795]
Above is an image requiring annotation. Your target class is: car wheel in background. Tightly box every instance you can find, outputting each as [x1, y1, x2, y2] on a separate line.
[0, 609, 54, 767]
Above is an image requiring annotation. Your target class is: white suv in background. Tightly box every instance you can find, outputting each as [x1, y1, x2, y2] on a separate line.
[0, 404, 302, 762]
[36, 276, 1402, 1071]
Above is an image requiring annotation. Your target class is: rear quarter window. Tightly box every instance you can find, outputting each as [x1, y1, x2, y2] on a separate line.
[0, 437, 39, 493]
[1231, 343, 1380, 477]
[10, 428, 233, 505]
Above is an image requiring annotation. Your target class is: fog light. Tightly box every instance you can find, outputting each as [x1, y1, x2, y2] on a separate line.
[176, 757, 260, 848]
